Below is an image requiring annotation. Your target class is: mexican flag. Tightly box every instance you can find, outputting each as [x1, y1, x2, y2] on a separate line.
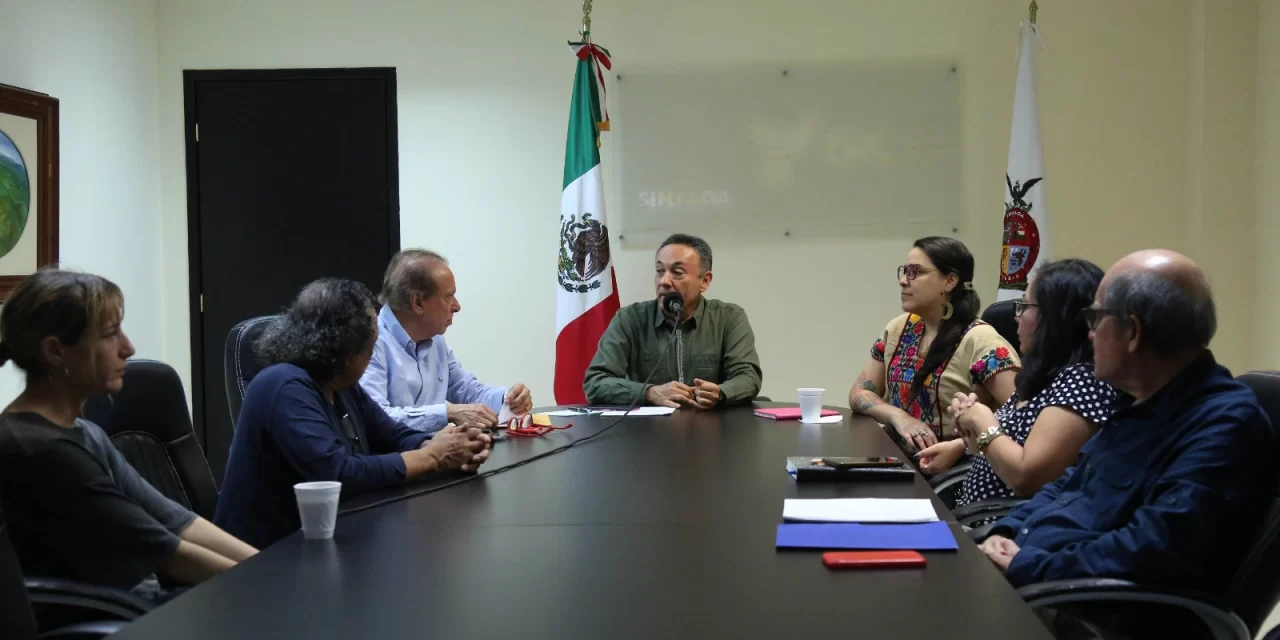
[998, 21, 1052, 302]
[555, 41, 620, 404]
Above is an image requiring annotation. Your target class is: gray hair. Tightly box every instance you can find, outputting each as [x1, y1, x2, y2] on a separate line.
[657, 233, 713, 273]
[1104, 270, 1216, 355]
[380, 249, 448, 311]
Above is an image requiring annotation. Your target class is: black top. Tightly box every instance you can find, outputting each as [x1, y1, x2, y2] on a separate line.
[0, 413, 196, 590]
[214, 364, 430, 549]
[117, 407, 1053, 640]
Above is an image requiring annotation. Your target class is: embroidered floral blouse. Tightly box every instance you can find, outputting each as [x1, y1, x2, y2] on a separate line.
[870, 313, 1021, 438]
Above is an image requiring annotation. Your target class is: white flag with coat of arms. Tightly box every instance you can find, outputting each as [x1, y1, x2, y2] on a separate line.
[998, 21, 1052, 302]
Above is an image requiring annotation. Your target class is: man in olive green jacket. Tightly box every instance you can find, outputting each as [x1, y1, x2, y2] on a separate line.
[583, 234, 762, 408]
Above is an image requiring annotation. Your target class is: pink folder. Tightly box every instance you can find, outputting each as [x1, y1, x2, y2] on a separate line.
[754, 407, 840, 421]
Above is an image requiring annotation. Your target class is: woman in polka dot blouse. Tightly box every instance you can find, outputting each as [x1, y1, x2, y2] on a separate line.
[944, 259, 1117, 514]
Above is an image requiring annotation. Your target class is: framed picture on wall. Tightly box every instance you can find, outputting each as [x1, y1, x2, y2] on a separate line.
[0, 83, 58, 301]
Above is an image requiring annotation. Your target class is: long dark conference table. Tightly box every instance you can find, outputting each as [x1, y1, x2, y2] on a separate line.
[113, 405, 1053, 639]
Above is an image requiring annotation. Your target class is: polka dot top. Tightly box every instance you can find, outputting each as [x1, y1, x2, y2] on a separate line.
[957, 362, 1116, 510]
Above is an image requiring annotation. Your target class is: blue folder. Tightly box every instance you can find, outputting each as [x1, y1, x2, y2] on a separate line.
[775, 522, 958, 551]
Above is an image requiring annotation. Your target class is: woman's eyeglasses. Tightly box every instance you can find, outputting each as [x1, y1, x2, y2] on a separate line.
[339, 413, 363, 453]
[1014, 299, 1038, 317]
[896, 264, 935, 282]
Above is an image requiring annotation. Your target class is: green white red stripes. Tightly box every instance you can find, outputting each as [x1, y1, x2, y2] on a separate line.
[555, 41, 620, 404]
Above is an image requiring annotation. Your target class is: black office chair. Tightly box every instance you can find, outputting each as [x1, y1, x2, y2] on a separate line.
[981, 299, 1020, 355]
[0, 502, 144, 638]
[927, 300, 1024, 509]
[223, 315, 278, 427]
[991, 370, 1280, 640]
[1, 499, 36, 639]
[82, 360, 220, 519]
[930, 457, 1029, 517]
[928, 460, 973, 511]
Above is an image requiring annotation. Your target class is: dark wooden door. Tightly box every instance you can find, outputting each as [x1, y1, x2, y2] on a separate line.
[184, 68, 399, 483]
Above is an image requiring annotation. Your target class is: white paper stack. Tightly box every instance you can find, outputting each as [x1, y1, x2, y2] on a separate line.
[781, 498, 940, 523]
[599, 407, 676, 417]
[540, 409, 595, 417]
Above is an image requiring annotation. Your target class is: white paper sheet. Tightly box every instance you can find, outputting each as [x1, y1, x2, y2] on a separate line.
[782, 498, 940, 524]
[599, 407, 677, 417]
[497, 403, 515, 423]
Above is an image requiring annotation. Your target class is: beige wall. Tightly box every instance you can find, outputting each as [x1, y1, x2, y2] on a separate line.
[1189, 0, 1259, 372]
[153, 0, 1266, 408]
[0, 0, 1259, 408]
[1260, 0, 1280, 371]
[0, 0, 165, 402]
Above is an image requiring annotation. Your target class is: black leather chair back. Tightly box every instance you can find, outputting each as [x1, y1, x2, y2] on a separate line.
[0, 503, 37, 640]
[980, 300, 1020, 355]
[224, 315, 278, 427]
[1225, 371, 1280, 634]
[82, 360, 219, 519]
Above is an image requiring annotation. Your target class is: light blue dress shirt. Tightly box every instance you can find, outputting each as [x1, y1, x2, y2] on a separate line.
[359, 305, 507, 434]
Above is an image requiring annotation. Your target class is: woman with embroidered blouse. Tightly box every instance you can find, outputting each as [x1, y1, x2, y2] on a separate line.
[944, 259, 1116, 509]
[849, 237, 1019, 472]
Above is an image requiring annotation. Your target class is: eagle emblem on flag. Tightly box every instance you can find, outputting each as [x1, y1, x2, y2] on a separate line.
[557, 213, 609, 293]
[1000, 174, 1042, 291]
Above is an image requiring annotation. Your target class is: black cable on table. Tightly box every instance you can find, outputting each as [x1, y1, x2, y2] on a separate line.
[342, 326, 683, 516]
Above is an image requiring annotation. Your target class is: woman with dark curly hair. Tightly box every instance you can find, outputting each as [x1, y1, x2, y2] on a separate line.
[214, 279, 492, 548]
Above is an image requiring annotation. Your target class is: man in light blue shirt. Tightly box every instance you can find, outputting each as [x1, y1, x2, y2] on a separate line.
[360, 249, 533, 432]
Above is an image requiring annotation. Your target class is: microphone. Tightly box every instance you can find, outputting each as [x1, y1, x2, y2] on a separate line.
[661, 291, 684, 318]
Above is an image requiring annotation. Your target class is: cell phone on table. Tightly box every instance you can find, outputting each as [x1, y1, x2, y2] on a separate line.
[822, 551, 926, 569]
[820, 456, 904, 469]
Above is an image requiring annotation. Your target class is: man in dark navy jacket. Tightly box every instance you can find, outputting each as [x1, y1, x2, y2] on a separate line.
[979, 249, 1274, 591]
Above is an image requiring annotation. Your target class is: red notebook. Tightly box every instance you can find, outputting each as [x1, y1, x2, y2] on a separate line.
[754, 407, 840, 420]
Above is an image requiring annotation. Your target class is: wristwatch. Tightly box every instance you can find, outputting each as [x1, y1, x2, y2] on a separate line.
[975, 425, 1006, 456]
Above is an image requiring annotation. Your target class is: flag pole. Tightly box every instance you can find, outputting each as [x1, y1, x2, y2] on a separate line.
[556, 1, 620, 405]
[1029, 0, 1038, 24]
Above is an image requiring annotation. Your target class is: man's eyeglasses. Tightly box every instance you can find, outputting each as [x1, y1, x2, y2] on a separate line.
[1078, 307, 1128, 330]
[896, 264, 936, 282]
[1013, 299, 1038, 317]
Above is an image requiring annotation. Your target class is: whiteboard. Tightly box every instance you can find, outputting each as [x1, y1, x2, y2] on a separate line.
[608, 61, 962, 244]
